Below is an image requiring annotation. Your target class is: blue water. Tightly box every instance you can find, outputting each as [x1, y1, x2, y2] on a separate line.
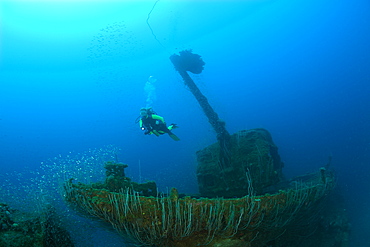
[1, 0, 369, 246]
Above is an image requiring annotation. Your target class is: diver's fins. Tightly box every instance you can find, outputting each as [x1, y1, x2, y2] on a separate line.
[168, 133, 180, 141]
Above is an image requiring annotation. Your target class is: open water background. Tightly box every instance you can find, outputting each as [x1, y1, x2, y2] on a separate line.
[1, 0, 369, 246]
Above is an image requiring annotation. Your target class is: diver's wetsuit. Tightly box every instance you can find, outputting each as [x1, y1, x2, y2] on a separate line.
[140, 114, 171, 135]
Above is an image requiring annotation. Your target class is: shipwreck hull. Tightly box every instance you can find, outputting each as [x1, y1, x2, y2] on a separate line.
[64, 171, 334, 247]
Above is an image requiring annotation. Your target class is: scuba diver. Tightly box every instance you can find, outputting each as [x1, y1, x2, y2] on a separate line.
[138, 107, 180, 141]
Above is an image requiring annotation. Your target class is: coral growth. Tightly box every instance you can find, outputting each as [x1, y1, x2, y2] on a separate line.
[0, 203, 74, 247]
[64, 163, 337, 246]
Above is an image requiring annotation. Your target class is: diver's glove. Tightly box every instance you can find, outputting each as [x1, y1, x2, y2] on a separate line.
[141, 127, 149, 135]
[144, 127, 153, 135]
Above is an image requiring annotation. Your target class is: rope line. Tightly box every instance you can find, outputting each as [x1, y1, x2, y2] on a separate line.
[146, 0, 168, 50]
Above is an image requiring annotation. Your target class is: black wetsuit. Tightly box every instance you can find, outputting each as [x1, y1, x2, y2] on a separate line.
[140, 114, 170, 135]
